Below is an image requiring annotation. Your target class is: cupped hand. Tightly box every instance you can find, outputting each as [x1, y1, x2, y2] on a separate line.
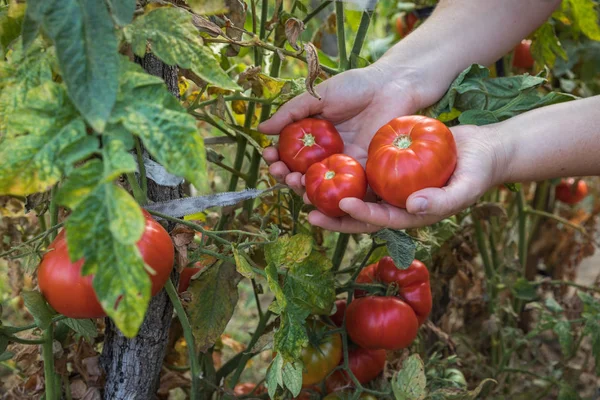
[260, 65, 422, 194]
[306, 124, 508, 233]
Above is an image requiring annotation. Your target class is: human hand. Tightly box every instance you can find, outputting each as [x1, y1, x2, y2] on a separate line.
[260, 65, 423, 194]
[304, 124, 508, 233]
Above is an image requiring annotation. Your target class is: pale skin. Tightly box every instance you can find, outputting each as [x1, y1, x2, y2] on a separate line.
[261, 0, 600, 233]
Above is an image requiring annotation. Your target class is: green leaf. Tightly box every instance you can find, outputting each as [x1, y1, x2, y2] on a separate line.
[566, 0, 600, 41]
[512, 278, 538, 301]
[429, 379, 497, 400]
[26, 0, 119, 132]
[104, 0, 135, 26]
[188, 262, 241, 351]
[56, 160, 103, 209]
[187, 0, 228, 15]
[374, 229, 415, 269]
[545, 297, 564, 313]
[102, 135, 137, 182]
[266, 352, 284, 399]
[583, 317, 600, 375]
[0, 83, 98, 196]
[504, 183, 521, 192]
[284, 251, 335, 315]
[392, 354, 426, 400]
[61, 182, 149, 337]
[62, 318, 98, 340]
[265, 234, 313, 268]
[232, 245, 255, 279]
[414, 217, 458, 264]
[0, 3, 24, 53]
[111, 59, 208, 192]
[553, 320, 573, 358]
[531, 22, 567, 68]
[21, 291, 54, 329]
[0, 350, 13, 362]
[125, 7, 240, 91]
[429, 64, 575, 125]
[0, 334, 8, 355]
[282, 361, 303, 397]
[558, 383, 580, 400]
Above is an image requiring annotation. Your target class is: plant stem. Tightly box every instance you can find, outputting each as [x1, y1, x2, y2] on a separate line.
[303, 1, 332, 24]
[516, 188, 528, 275]
[525, 207, 593, 240]
[135, 137, 148, 197]
[126, 173, 147, 205]
[473, 218, 494, 283]
[49, 185, 59, 242]
[349, 10, 372, 69]
[208, 158, 250, 181]
[6, 335, 46, 345]
[332, 233, 350, 271]
[228, 311, 272, 388]
[0, 223, 64, 258]
[165, 279, 200, 400]
[335, 1, 348, 71]
[146, 210, 230, 246]
[533, 279, 600, 294]
[43, 323, 57, 400]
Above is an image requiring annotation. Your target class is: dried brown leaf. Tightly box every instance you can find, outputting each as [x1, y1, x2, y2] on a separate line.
[171, 224, 195, 270]
[304, 42, 322, 100]
[471, 202, 507, 221]
[224, 0, 246, 56]
[285, 17, 305, 51]
[192, 15, 222, 37]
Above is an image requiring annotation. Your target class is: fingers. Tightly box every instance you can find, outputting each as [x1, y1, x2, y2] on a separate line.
[262, 147, 279, 165]
[258, 90, 326, 134]
[405, 180, 479, 217]
[284, 173, 304, 195]
[339, 198, 441, 229]
[308, 210, 382, 234]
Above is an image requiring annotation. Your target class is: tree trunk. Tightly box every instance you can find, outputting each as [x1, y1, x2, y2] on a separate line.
[100, 53, 182, 400]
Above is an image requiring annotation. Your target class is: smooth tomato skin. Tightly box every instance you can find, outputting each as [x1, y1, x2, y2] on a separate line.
[38, 210, 174, 319]
[278, 118, 344, 174]
[513, 39, 534, 69]
[555, 178, 588, 205]
[329, 299, 347, 327]
[305, 154, 367, 217]
[345, 296, 419, 350]
[366, 116, 457, 208]
[178, 264, 204, 293]
[355, 257, 432, 324]
[301, 328, 343, 386]
[325, 347, 386, 393]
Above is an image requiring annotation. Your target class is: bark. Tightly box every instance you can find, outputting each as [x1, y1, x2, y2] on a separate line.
[100, 53, 182, 400]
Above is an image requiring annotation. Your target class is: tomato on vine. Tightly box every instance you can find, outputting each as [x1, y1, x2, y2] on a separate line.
[305, 154, 367, 217]
[395, 12, 418, 37]
[555, 178, 588, 205]
[366, 116, 457, 208]
[325, 347, 386, 393]
[301, 321, 343, 386]
[513, 39, 534, 69]
[178, 264, 204, 293]
[329, 299, 347, 327]
[38, 210, 174, 318]
[278, 118, 344, 174]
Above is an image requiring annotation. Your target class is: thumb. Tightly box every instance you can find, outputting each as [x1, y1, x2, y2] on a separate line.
[258, 91, 325, 134]
[406, 181, 479, 217]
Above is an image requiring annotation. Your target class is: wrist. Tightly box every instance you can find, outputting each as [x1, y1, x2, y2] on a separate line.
[484, 122, 515, 185]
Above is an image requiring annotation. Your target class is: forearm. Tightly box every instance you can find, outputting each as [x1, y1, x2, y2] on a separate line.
[372, 0, 561, 107]
[495, 96, 600, 183]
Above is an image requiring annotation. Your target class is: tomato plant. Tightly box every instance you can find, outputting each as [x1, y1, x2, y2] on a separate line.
[301, 323, 343, 386]
[305, 154, 367, 217]
[37, 210, 174, 318]
[278, 118, 345, 174]
[396, 12, 419, 37]
[233, 382, 265, 396]
[366, 116, 457, 208]
[345, 296, 419, 350]
[555, 178, 588, 204]
[513, 39, 534, 69]
[329, 299, 347, 327]
[325, 347, 386, 392]
[178, 265, 204, 293]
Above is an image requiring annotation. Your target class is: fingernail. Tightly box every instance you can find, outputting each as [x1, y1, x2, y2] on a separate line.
[411, 197, 428, 213]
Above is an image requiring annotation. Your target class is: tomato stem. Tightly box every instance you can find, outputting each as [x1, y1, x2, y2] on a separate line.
[393, 135, 412, 149]
[325, 170, 336, 180]
[301, 132, 317, 147]
[42, 322, 58, 400]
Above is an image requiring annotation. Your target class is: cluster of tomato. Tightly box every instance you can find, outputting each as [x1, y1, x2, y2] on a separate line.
[291, 256, 432, 398]
[279, 115, 458, 217]
[37, 210, 175, 318]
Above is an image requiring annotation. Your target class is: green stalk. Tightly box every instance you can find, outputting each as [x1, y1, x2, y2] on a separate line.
[332, 233, 350, 271]
[0, 224, 64, 259]
[349, 11, 373, 69]
[165, 279, 200, 400]
[126, 173, 146, 204]
[473, 218, 495, 307]
[43, 323, 58, 400]
[228, 311, 272, 387]
[335, 1, 348, 70]
[516, 188, 528, 275]
[303, 1, 332, 24]
[6, 335, 46, 345]
[135, 138, 148, 197]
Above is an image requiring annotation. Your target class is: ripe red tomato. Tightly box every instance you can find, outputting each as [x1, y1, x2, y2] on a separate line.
[305, 154, 367, 217]
[38, 210, 174, 318]
[555, 178, 588, 205]
[345, 296, 419, 350]
[325, 347, 386, 393]
[178, 264, 204, 293]
[355, 257, 432, 325]
[301, 323, 343, 386]
[234, 382, 266, 396]
[395, 12, 418, 37]
[278, 118, 344, 174]
[513, 39, 534, 69]
[329, 299, 347, 327]
[406, 12, 418, 32]
[366, 116, 457, 208]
